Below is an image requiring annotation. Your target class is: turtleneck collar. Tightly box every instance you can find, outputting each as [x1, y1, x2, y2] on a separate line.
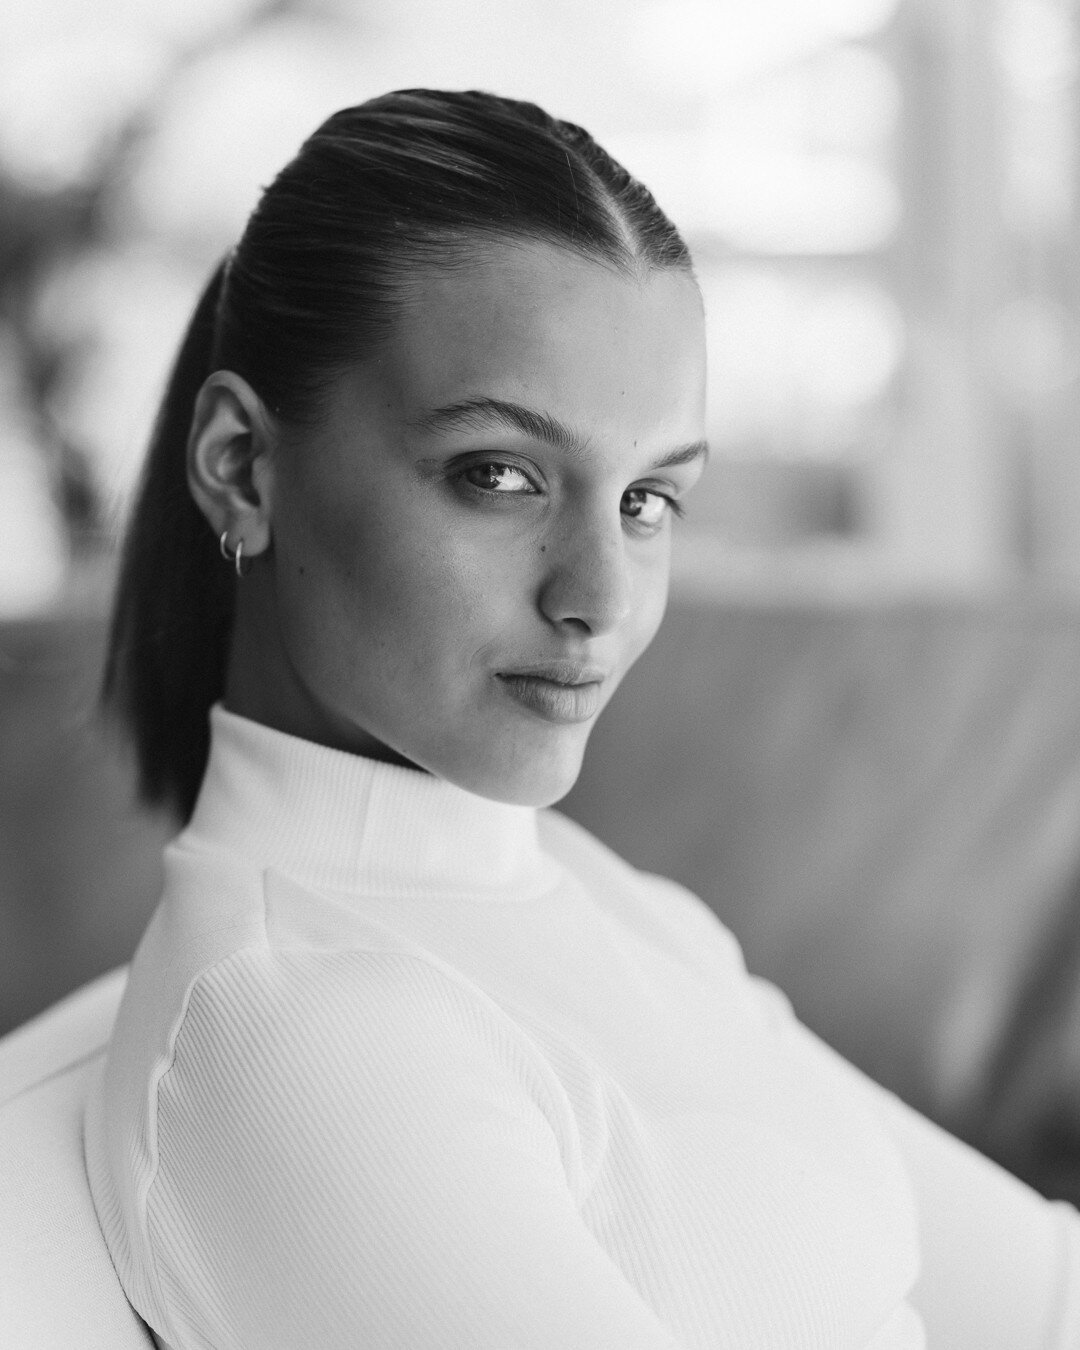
[182, 705, 556, 900]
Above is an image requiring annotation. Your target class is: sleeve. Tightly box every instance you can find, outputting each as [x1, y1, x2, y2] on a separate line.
[778, 1007, 1080, 1349]
[145, 947, 686, 1350]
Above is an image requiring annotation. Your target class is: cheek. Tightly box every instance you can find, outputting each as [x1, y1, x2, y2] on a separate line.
[615, 551, 671, 682]
[286, 494, 517, 670]
[268, 483, 391, 673]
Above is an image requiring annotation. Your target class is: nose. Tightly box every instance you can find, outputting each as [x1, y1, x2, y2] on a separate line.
[537, 507, 634, 637]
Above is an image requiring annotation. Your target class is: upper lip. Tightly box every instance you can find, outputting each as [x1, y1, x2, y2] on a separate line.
[498, 660, 608, 686]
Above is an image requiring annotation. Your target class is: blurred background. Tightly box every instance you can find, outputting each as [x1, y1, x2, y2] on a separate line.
[4, 0, 1080, 605]
[6, 0, 1080, 1206]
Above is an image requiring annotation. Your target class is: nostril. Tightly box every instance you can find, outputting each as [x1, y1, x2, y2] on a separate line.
[536, 524, 633, 636]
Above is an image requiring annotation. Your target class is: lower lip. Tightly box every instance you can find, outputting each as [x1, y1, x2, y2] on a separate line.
[497, 675, 602, 725]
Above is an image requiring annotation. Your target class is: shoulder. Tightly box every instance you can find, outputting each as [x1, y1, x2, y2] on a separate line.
[158, 943, 571, 1145]
[167, 941, 546, 1070]
[141, 951, 587, 1350]
[146, 944, 580, 1253]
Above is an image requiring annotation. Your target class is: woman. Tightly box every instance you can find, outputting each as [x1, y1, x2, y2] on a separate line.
[86, 89, 1080, 1349]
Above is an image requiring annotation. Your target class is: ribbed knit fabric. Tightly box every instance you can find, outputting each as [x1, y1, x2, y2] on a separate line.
[85, 707, 1080, 1350]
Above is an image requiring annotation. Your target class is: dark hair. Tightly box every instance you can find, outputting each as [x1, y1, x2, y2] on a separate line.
[104, 88, 694, 823]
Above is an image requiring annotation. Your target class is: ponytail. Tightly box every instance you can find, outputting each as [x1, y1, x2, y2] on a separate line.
[102, 259, 234, 823]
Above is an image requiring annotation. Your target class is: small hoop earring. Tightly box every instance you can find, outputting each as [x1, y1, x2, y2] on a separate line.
[219, 530, 251, 578]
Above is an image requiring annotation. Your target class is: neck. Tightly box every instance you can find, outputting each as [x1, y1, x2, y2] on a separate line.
[185, 706, 554, 900]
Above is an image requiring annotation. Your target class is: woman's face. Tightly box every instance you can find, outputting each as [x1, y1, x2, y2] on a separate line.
[236, 240, 707, 806]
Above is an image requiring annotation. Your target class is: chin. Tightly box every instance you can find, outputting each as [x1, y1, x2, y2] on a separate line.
[451, 734, 589, 808]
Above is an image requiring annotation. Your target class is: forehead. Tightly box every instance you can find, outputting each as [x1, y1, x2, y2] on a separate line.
[370, 241, 706, 446]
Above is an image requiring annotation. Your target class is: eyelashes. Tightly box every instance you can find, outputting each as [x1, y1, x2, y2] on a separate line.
[460, 462, 536, 494]
[453, 458, 685, 529]
[621, 486, 683, 528]
[625, 488, 685, 522]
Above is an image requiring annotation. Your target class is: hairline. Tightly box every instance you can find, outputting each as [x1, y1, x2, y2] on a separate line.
[269, 228, 698, 429]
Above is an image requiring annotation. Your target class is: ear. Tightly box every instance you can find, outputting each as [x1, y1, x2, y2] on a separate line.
[187, 371, 275, 559]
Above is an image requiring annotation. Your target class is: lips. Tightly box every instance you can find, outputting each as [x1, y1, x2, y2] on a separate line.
[499, 659, 607, 685]
[495, 661, 608, 725]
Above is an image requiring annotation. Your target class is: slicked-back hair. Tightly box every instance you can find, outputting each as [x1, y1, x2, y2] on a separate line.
[104, 88, 694, 823]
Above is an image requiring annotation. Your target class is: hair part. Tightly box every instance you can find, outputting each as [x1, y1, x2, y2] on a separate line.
[104, 88, 695, 823]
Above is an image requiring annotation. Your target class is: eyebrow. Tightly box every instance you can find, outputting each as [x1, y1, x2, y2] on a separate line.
[410, 397, 710, 470]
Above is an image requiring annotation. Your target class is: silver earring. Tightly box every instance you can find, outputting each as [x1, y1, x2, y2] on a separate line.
[219, 530, 251, 578]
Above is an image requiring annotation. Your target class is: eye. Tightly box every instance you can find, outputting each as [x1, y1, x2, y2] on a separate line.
[462, 461, 535, 493]
[621, 487, 680, 528]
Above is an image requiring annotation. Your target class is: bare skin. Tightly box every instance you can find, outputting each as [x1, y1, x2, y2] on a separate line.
[187, 240, 707, 806]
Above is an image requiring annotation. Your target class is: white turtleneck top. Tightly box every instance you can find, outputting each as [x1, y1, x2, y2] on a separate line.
[86, 707, 1080, 1350]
